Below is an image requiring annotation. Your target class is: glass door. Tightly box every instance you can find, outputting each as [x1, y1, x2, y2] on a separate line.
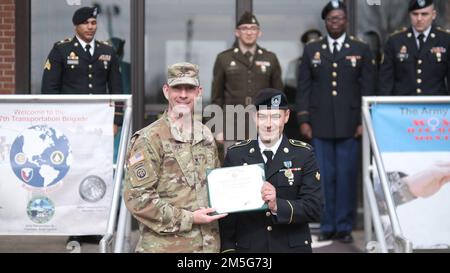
[144, 0, 235, 121]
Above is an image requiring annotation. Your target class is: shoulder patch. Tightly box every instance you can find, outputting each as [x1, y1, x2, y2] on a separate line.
[228, 140, 251, 150]
[389, 27, 408, 37]
[56, 38, 72, 45]
[289, 139, 312, 150]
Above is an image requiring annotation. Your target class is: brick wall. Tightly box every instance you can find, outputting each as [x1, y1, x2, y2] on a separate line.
[0, 0, 15, 94]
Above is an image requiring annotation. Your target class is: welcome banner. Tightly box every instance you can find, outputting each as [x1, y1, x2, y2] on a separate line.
[372, 103, 450, 249]
[0, 102, 114, 235]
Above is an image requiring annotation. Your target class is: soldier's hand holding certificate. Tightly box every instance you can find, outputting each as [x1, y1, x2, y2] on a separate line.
[207, 164, 268, 214]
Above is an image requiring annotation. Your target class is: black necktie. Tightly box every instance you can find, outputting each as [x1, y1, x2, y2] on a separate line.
[85, 44, 92, 57]
[332, 41, 339, 58]
[244, 51, 253, 62]
[418, 33, 425, 50]
[263, 150, 274, 173]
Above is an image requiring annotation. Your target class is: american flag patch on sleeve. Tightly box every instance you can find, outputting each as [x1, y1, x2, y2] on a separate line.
[129, 152, 144, 166]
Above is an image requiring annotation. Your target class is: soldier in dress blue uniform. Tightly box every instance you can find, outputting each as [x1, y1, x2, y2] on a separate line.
[219, 89, 322, 253]
[296, 0, 376, 243]
[41, 6, 123, 245]
[41, 6, 123, 126]
[379, 0, 450, 96]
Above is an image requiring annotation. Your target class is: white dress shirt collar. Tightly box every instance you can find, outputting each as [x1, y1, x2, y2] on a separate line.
[413, 26, 432, 41]
[76, 35, 95, 56]
[327, 33, 347, 53]
[258, 136, 283, 163]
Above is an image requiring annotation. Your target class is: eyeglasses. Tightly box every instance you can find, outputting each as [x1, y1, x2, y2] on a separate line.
[238, 26, 260, 33]
[326, 16, 346, 22]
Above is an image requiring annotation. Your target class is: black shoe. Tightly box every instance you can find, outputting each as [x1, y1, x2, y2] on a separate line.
[318, 232, 335, 241]
[335, 232, 354, 244]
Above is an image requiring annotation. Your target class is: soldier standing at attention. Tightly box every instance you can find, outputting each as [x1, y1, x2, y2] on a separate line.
[296, 0, 375, 243]
[379, 0, 450, 96]
[41, 6, 124, 130]
[211, 12, 283, 152]
[219, 89, 322, 253]
[41, 6, 123, 246]
[124, 63, 227, 253]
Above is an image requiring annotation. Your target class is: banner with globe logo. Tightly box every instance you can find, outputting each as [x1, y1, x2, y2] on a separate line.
[0, 102, 114, 235]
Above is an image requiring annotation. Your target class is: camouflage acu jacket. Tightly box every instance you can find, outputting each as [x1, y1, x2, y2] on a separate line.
[124, 112, 221, 253]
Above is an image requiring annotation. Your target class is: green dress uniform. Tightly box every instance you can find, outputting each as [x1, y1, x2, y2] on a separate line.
[124, 112, 221, 253]
[379, 26, 450, 96]
[41, 37, 124, 124]
[211, 45, 283, 140]
[219, 137, 322, 253]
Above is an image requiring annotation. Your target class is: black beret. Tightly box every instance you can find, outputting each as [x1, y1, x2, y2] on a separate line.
[72, 7, 98, 25]
[254, 89, 289, 110]
[409, 0, 434, 11]
[321, 0, 347, 20]
[236, 11, 259, 28]
[301, 29, 322, 44]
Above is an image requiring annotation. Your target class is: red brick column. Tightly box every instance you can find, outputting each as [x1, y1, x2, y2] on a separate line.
[0, 0, 15, 94]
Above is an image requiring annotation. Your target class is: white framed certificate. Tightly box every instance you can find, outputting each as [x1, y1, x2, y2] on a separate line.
[207, 164, 268, 214]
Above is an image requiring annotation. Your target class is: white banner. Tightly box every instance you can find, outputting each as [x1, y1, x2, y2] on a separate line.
[0, 102, 114, 235]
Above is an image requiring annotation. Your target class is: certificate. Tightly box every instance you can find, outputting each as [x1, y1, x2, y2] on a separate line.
[207, 164, 268, 214]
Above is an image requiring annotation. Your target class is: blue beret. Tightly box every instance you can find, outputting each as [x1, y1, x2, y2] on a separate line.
[321, 0, 347, 20]
[72, 7, 98, 25]
[409, 0, 434, 11]
[254, 89, 289, 110]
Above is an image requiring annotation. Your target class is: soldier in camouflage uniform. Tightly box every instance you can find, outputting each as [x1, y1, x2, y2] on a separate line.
[124, 63, 227, 253]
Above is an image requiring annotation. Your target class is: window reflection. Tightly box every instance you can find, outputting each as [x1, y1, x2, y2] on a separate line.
[145, 0, 234, 106]
[355, 0, 450, 45]
[254, 0, 329, 92]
